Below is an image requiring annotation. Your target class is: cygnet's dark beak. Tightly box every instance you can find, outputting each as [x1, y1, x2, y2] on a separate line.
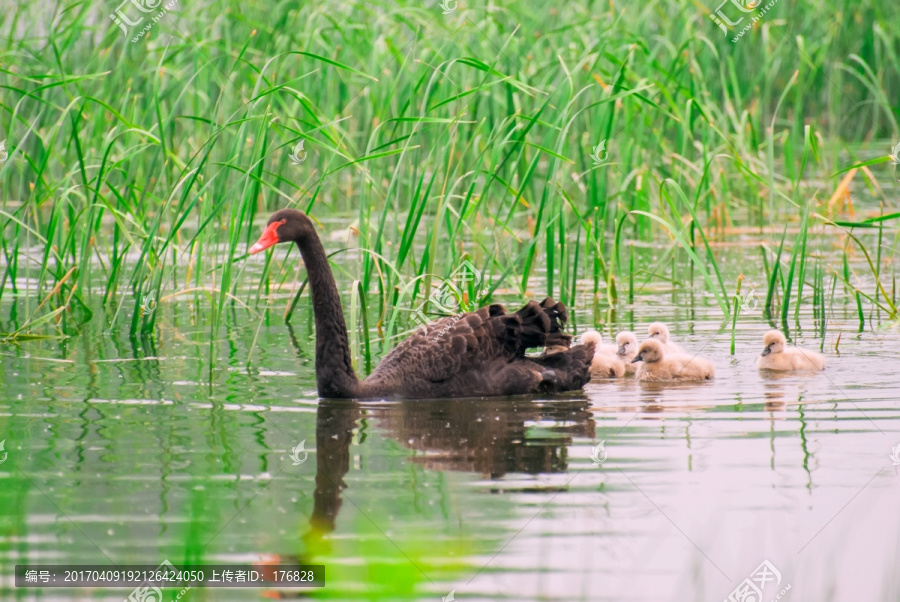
[761, 347, 771, 357]
[631, 354, 643, 364]
[617, 346, 626, 356]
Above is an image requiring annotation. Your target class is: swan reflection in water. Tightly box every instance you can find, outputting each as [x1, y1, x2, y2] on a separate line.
[257, 326, 596, 595]
[258, 398, 593, 598]
[307, 397, 595, 537]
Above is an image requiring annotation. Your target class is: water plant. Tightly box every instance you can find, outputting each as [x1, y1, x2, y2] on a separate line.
[0, 0, 897, 362]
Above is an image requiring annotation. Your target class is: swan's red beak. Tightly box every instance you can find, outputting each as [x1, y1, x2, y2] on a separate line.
[250, 221, 282, 254]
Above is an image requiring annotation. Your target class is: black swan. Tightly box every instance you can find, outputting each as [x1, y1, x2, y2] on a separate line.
[249, 209, 595, 399]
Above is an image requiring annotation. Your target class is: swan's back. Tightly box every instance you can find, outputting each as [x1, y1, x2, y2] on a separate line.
[360, 298, 594, 399]
[758, 347, 825, 371]
[636, 350, 715, 382]
[582, 330, 625, 378]
[589, 353, 626, 378]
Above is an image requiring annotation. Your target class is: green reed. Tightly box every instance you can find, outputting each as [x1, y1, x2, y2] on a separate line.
[0, 0, 898, 350]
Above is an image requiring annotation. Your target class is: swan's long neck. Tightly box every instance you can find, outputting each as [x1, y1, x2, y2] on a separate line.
[294, 219, 359, 398]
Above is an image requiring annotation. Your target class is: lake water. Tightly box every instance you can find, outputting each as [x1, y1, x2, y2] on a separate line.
[2, 239, 899, 601]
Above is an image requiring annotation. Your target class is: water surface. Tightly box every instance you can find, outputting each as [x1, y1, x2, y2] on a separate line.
[1, 245, 899, 602]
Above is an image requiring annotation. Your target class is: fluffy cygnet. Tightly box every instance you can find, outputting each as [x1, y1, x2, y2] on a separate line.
[757, 330, 825, 371]
[615, 331, 639, 375]
[647, 322, 686, 354]
[582, 330, 626, 378]
[633, 339, 715, 382]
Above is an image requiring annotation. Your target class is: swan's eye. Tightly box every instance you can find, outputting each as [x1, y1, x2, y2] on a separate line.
[250, 219, 289, 255]
[270, 218, 288, 236]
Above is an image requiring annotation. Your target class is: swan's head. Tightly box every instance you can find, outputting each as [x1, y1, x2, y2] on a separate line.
[647, 322, 670, 343]
[581, 330, 602, 347]
[615, 332, 638, 357]
[761, 330, 787, 356]
[633, 339, 664, 364]
[250, 209, 309, 254]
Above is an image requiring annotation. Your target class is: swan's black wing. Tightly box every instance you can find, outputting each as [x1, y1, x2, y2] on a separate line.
[365, 304, 508, 386]
[362, 298, 579, 396]
[529, 344, 596, 392]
